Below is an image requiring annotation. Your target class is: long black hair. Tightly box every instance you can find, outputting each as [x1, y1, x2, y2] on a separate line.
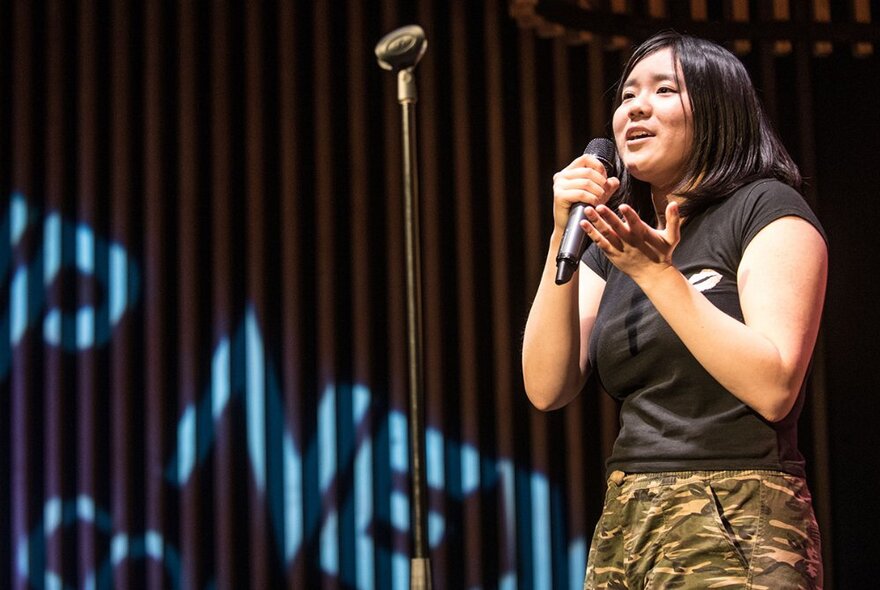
[611, 31, 802, 221]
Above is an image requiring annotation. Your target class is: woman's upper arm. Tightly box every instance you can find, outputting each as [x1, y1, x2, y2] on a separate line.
[737, 216, 828, 391]
[578, 261, 606, 375]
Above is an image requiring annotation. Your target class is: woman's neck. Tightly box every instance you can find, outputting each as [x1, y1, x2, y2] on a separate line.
[651, 189, 685, 229]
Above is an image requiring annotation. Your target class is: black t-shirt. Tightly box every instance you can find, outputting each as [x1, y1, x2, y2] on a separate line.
[583, 179, 826, 477]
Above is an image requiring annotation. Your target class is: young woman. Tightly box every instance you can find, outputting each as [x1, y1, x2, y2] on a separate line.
[522, 31, 826, 588]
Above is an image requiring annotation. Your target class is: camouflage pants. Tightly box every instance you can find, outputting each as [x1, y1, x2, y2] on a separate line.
[584, 470, 823, 589]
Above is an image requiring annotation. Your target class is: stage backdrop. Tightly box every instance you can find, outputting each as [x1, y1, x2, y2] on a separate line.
[2, 1, 878, 589]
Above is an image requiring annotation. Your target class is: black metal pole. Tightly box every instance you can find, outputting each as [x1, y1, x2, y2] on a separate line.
[375, 25, 432, 590]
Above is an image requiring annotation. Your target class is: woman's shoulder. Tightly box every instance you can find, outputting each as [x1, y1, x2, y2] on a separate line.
[715, 177, 811, 219]
[733, 177, 803, 203]
[723, 177, 826, 245]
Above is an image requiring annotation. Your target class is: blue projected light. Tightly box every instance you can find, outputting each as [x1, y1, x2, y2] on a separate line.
[245, 314, 268, 492]
[17, 495, 183, 590]
[10, 263, 28, 345]
[10, 194, 29, 243]
[282, 430, 303, 563]
[15, 301, 589, 588]
[532, 473, 552, 590]
[1, 192, 141, 376]
[159, 307, 587, 588]
[7, 192, 589, 589]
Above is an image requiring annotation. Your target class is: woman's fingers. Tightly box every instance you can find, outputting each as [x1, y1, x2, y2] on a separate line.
[590, 204, 668, 259]
[594, 205, 629, 235]
[618, 204, 662, 252]
[664, 201, 681, 244]
[580, 202, 682, 276]
[580, 218, 615, 251]
[553, 154, 619, 208]
[604, 176, 621, 199]
[618, 204, 642, 229]
[583, 206, 625, 250]
[556, 178, 607, 200]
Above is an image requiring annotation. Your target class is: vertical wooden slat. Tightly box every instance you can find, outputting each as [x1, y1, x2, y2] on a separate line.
[552, 34, 587, 590]
[44, 0, 68, 581]
[852, 0, 873, 56]
[177, 1, 204, 586]
[346, 2, 377, 588]
[791, 18, 819, 212]
[110, 0, 134, 586]
[277, 0, 306, 585]
[691, 0, 709, 20]
[484, 0, 519, 583]
[143, 1, 169, 587]
[609, 0, 630, 49]
[813, 0, 833, 56]
[648, 0, 667, 18]
[313, 1, 341, 588]
[584, 38, 613, 170]
[792, 5, 834, 588]
[757, 2, 780, 123]
[77, 0, 99, 580]
[10, 2, 35, 589]
[553, 39, 574, 188]
[729, 0, 752, 54]
[518, 27, 554, 589]
[210, 2, 236, 588]
[772, 0, 793, 55]
[244, 2, 271, 587]
[449, 3, 484, 586]
[519, 33, 543, 291]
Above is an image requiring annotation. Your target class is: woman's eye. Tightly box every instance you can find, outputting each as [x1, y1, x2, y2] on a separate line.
[621, 92, 635, 100]
[657, 86, 676, 94]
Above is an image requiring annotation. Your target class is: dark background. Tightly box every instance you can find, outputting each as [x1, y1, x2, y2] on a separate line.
[814, 49, 880, 587]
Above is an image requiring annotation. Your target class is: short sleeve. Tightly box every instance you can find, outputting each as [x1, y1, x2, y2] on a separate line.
[581, 241, 611, 280]
[738, 180, 827, 254]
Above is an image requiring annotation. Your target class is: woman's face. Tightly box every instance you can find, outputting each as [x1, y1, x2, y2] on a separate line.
[612, 47, 693, 196]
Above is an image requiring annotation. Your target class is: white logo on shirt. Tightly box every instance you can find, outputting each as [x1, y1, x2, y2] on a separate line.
[688, 269, 723, 292]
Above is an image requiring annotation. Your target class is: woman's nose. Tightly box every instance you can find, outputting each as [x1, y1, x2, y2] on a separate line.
[627, 95, 649, 119]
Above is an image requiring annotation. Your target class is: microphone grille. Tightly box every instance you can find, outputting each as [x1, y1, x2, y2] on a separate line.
[583, 138, 617, 177]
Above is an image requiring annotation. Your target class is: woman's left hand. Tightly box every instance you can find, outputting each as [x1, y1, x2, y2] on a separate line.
[581, 201, 682, 283]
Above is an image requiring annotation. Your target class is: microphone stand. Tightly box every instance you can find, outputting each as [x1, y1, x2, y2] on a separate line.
[376, 25, 432, 590]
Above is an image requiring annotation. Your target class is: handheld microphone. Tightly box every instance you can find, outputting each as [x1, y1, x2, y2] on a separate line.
[554, 138, 618, 285]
